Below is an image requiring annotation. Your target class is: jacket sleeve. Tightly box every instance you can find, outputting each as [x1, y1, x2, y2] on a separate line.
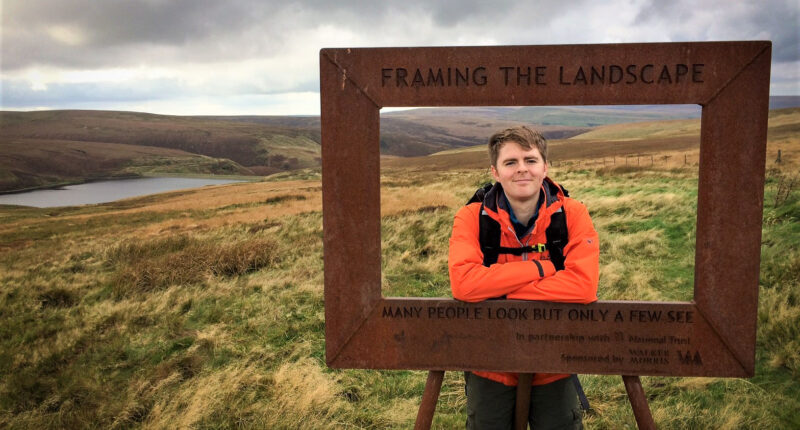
[506, 200, 599, 304]
[448, 204, 557, 302]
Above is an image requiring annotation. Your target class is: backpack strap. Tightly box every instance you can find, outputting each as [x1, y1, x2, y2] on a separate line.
[469, 183, 501, 266]
[467, 183, 493, 205]
[571, 374, 592, 411]
[545, 207, 568, 271]
[478, 203, 501, 266]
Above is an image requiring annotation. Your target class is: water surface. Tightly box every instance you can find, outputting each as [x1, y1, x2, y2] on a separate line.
[0, 177, 243, 208]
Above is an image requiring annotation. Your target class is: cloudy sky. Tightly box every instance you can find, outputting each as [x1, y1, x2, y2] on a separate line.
[2, 0, 798, 115]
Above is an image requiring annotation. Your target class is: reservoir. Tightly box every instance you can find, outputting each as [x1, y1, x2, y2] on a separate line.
[0, 177, 244, 208]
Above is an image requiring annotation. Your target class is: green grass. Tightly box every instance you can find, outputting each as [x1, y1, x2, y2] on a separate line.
[0, 162, 798, 428]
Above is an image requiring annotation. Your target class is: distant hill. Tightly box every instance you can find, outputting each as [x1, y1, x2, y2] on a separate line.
[0, 138, 251, 192]
[381, 105, 703, 128]
[206, 110, 589, 156]
[385, 96, 800, 128]
[505, 105, 701, 127]
[1, 109, 534, 191]
[383, 107, 800, 171]
[770, 96, 800, 110]
[1, 96, 797, 192]
[379, 108, 590, 154]
[572, 106, 800, 142]
[0, 110, 321, 174]
[0, 110, 323, 192]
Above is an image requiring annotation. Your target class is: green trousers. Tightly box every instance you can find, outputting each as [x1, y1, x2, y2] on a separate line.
[465, 372, 582, 430]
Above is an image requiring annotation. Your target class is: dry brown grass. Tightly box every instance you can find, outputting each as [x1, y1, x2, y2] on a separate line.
[142, 365, 270, 429]
[108, 235, 280, 297]
[380, 186, 461, 217]
[571, 117, 701, 141]
[268, 359, 346, 425]
[0, 108, 797, 429]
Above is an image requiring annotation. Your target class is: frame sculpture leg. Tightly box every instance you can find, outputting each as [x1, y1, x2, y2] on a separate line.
[514, 373, 534, 430]
[415, 371, 445, 430]
[622, 375, 656, 430]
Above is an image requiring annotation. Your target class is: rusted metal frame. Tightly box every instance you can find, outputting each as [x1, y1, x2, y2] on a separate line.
[323, 42, 765, 107]
[321, 50, 382, 111]
[701, 44, 772, 109]
[414, 371, 445, 430]
[321, 41, 770, 430]
[320, 50, 383, 364]
[321, 43, 769, 382]
[622, 376, 656, 430]
[692, 44, 772, 373]
[514, 374, 534, 430]
[331, 299, 748, 377]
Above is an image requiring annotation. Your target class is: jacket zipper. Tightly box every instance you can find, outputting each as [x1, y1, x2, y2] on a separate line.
[507, 226, 531, 261]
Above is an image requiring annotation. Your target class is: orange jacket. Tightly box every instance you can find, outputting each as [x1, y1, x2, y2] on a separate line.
[448, 178, 599, 386]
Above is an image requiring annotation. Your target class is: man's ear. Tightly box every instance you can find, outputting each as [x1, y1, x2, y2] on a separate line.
[490, 165, 499, 182]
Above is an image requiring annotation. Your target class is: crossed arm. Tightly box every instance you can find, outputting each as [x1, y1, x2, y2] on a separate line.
[448, 201, 599, 304]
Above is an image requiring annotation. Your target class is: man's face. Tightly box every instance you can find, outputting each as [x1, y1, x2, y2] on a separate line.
[491, 141, 548, 203]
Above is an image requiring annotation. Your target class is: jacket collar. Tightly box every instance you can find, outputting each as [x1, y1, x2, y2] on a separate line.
[483, 177, 564, 214]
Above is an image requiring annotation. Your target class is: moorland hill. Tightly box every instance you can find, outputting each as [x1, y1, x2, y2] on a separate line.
[383, 107, 799, 172]
[2, 100, 798, 192]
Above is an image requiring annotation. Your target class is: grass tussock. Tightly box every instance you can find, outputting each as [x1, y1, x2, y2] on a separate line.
[267, 359, 346, 426]
[1, 140, 799, 428]
[108, 235, 280, 297]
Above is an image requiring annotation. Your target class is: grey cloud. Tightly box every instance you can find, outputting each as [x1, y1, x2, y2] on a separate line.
[1, 0, 796, 112]
[4, 0, 260, 46]
[423, 0, 519, 26]
[2, 0, 301, 71]
[2, 0, 585, 72]
[634, 1, 692, 25]
[746, 1, 799, 61]
[281, 0, 523, 26]
[635, 0, 798, 61]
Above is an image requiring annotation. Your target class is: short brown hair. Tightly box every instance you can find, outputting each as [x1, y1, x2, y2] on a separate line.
[488, 126, 548, 167]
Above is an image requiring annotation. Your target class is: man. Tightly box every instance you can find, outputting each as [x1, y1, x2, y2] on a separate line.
[448, 126, 599, 429]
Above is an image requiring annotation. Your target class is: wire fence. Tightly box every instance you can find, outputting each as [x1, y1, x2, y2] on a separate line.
[550, 153, 700, 169]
